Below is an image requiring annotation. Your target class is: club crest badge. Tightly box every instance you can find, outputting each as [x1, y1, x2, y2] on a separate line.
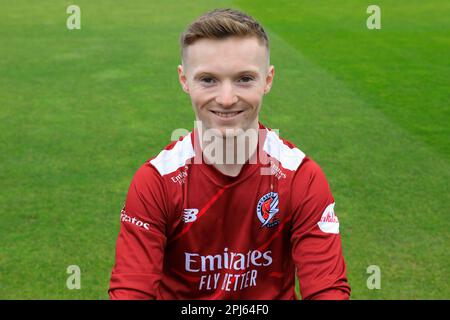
[256, 192, 280, 228]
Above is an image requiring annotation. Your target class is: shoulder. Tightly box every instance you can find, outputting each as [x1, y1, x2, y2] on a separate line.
[262, 126, 331, 190]
[129, 132, 194, 188]
[296, 157, 328, 181]
[262, 126, 326, 180]
[262, 128, 306, 172]
[142, 131, 195, 177]
[291, 157, 332, 206]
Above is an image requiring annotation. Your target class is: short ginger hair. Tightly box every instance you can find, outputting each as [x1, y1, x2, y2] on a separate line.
[180, 8, 270, 61]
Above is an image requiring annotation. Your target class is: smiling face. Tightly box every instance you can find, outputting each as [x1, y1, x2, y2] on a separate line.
[178, 36, 274, 137]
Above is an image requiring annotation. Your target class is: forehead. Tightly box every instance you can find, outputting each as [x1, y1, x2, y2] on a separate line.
[184, 36, 268, 75]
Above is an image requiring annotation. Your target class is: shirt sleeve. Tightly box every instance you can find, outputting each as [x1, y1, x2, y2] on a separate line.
[290, 157, 351, 300]
[109, 163, 168, 300]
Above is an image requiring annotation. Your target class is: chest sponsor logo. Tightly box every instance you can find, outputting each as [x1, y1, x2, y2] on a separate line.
[317, 202, 340, 234]
[184, 247, 273, 292]
[183, 208, 199, 223]
[256, 192, 280, 228]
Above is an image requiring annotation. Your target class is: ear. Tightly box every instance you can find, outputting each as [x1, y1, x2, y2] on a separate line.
[263, 65, 275, 95]
[178, 65, 189, 94]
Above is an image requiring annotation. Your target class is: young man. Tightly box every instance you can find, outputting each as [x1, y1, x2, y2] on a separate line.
[109, 8, 350, 300]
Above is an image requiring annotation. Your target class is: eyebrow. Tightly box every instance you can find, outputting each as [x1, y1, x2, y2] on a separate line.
[193, 69, 260, 79]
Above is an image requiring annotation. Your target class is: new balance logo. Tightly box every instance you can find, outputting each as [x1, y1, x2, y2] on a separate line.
[183, 208, 199, 223]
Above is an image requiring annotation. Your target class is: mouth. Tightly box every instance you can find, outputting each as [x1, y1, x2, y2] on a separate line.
[210, 110, 244, 119]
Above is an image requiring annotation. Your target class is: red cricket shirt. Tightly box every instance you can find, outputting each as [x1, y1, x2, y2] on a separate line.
[109, 124, 350, 299]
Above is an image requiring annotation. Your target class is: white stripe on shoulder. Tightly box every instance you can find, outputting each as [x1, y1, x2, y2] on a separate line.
[150, 133, 195, 176]
[263, 129, 305, 171]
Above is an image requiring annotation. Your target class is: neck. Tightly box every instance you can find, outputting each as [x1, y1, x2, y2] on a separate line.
[200, 121, 259, 177]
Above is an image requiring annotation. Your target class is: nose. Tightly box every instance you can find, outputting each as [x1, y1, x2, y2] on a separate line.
[215, 81, 238, 107]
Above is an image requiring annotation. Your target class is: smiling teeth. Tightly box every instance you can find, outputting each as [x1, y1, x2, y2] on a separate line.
[213, 111, 240, 118]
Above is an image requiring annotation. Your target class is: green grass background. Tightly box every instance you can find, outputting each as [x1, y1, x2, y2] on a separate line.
[0, 0, 448, 299]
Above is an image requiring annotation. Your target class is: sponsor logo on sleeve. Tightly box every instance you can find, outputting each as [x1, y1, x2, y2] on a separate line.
[120, 207, 150, 231]
[317, 202, 340, 234]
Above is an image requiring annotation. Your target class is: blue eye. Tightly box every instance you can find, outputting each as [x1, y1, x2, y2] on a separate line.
[239, 76, 254, 83]
[201, 77, 215, 84]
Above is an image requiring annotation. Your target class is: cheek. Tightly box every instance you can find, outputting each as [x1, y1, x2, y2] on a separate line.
[239, 83, 265, 105]
[244, 91, 263, 110]
[188, 91, 207, 111]
[189, 86, 213, 107]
